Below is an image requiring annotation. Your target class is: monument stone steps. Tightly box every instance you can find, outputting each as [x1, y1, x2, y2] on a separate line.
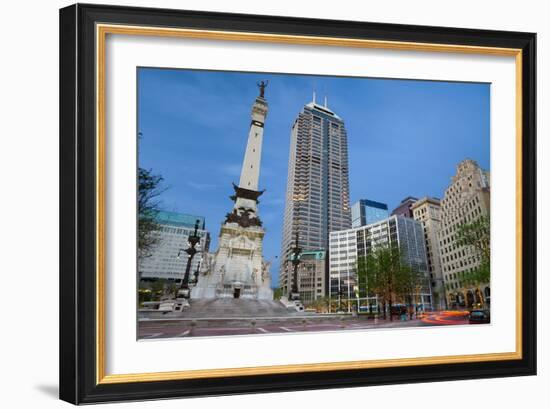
[186, 298, 296, 318]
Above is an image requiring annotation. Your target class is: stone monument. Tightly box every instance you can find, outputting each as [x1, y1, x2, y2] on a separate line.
[191, 82, 273, 300]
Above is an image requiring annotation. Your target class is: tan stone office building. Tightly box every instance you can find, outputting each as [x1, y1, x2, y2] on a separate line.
[438, 159, 491, 308]
[412, 197, 446, 310]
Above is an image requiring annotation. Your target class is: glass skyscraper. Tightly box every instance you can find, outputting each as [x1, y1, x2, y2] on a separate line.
[138, 211, 210, 281]
[351, 199, 389, 228]
[155, 211, 206, 230]
[279, 97, 351, 294]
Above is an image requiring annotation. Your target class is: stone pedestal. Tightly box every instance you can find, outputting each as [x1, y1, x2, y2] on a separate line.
[191, 222, 273, 300]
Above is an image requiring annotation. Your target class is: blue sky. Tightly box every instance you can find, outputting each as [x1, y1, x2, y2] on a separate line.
[138, 68, 490, 287]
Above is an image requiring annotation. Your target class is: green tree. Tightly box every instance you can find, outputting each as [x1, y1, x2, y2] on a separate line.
[357, 243, 426, 320]
[273, 287, 284, 300]
[456, 215, 490, 306]
[357, 252, 383, 317]
[319, 296, 332, 313]
[356, 256, 369, 298]
[138, 287, 152, 304]
[456, 215, 490, 260]
[138, 167, 164, 259]
[356, 255, 379, 314]
[149, 279, 167, 301]
[358, 244, 403, 321]
[303, 296, 330, 313]
[395, 262, 424, 318]
[166, 282, 178, 299]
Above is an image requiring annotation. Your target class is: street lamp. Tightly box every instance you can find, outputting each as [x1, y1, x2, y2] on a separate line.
[176, 219, 201, 301]
[353, 285, 360, 317]
[433, 278, 448, 310]
[192, 258, 202, 285]
[289, 230, 302, 301]
[452, 291, 458, 310]
[346, 266, 352, 313]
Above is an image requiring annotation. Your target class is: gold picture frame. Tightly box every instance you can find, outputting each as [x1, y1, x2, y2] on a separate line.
[60, 4, 536, 404]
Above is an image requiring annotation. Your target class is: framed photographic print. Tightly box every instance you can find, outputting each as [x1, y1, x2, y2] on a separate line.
[59, 3, 536, 404]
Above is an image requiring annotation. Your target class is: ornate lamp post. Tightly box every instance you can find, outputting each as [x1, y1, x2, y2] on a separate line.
[192, 258, 202, 285]
[176, 219, 201, 301]
[289, 230, 302, 301]
[453, 291, 459, 310]
[433, 277, 448, 311]
[353, 285, 360, 317]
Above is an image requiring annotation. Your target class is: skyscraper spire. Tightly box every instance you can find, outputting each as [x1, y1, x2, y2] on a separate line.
[324, 96, 328, 108]
[313, 90, 317, 104]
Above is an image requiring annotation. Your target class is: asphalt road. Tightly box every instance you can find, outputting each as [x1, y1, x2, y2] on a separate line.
[138, 310, 472, 340]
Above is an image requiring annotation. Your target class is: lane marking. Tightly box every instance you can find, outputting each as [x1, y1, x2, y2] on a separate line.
[257, 327, 269, 333]
[279, 326, 293, 332]
[200, 327, 249, 331]
[178, 330, 191, 337]
[143, 332, 163, 339]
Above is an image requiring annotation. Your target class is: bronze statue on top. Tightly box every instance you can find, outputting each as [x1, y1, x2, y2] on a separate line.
[257, 80, 268, 98]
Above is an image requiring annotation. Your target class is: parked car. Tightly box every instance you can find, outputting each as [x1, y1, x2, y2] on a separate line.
[390, 304, 407, 317]
[359, 305, 379, 313]
[469, 309, 490, 324]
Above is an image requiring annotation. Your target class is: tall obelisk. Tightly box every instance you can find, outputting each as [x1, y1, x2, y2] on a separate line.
[191, 82, 273, 300]
[238, 82, 267, 192]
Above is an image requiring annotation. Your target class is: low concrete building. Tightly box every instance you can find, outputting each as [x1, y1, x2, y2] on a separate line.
[329, 215, 432, 310]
